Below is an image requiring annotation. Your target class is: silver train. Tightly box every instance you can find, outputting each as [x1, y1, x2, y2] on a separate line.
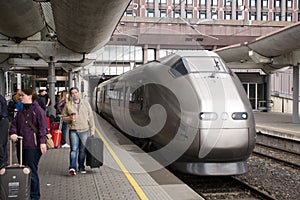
[94, 50, 256, 175]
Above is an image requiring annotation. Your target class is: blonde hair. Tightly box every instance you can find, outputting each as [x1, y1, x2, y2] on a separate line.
[58, 90, 68, 103]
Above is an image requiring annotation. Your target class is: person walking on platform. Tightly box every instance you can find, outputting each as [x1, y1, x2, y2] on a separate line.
[62, 87, 95, 175]
[9, 88, 47, 200]
[38, 89, 50, 115]
[0, 94, 9, 169]
[54, 90, 70, 148]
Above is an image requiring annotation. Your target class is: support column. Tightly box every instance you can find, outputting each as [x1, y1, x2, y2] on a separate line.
[68, 70, 74, 89]
[155, 45, 160, 60]
[47, 60, 56, 117]
[143, 44, 148, 64]
[266, 74, 272, 112]
[292, 65, 299, 123]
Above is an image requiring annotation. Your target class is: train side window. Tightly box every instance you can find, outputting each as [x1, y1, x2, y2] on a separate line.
[169, 59, 189, 77]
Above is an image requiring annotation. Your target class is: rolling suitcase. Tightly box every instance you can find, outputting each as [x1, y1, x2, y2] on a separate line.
[51, 117, 62, 148]
[0, 137, 31, 200]
[85, 136, 103, 168]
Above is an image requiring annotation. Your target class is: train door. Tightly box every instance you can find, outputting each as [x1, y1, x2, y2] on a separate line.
[242, 83, 264, 110]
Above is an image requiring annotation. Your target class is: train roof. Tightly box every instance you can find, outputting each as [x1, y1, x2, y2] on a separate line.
[158, 50, 219, 65]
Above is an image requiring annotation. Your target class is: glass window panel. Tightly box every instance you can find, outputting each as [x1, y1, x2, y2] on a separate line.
[147, 9, 154, 17]
[287, 0, 292, 8]
[185, 56, 227, 73]
[275, 0, 281, 7]
[186, 0, 193, 5]
[147, 49, 155, 61]
[225, 11, 232, 20]
[237, 11, 244, 20]
[199, 0, 206, 5]
[173, 10, 181, 18]
[135, 47, 143, 62]
[110, 67, 117, 75]
[262, 12, 268, 20]
[212, 0, 218, 6]
[186, 10, 193, 18]
[199, 11, 206, 19]
[249, 12, 256, 20]
[286, 13, 292, 21]
[224, 0, 232, 6]
[237, 0, 243, 6]
[211, 12, 218, 20]
[117, 67, 124, 75]
[274, 12, 281, 21]
[262, 0, 268, 7]
[250, 0, 256, 7]
[174, 0, 180, 5]
[160, 9, 167, 17]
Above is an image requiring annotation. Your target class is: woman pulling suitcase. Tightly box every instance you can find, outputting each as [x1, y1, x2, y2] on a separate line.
[9, 88, 48, 200]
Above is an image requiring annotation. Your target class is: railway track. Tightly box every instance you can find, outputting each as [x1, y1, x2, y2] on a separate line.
[171, 171, 277, 200]
[253, 143, 300, 169]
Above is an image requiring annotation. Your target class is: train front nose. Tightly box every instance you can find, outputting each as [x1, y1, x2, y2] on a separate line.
[198, 128, 251, 161]
[196, 110, 255, 161]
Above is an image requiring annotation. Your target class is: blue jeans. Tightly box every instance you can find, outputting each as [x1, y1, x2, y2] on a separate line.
[69, 130, 89, 171]
[17, 148, 42, 200]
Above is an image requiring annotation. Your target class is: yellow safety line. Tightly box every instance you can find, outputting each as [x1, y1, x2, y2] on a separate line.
[256, 124, 300, 135]
[95, 128, 148, 200]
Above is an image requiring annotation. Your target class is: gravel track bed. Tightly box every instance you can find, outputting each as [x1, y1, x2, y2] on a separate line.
[237, 155, 300, 200]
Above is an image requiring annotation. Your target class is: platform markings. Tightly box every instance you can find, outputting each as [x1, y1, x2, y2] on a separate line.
[95, 128, 148, 200]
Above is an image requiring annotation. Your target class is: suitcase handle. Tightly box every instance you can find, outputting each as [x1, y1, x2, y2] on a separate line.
[9, 136, 24, 166]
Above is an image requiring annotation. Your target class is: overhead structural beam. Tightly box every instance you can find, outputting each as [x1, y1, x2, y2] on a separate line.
[0, 40, 84, 62]
[248, 50, 272, 64]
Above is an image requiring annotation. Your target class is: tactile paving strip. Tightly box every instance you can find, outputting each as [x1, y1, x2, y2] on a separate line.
[39, 148, 139, 200]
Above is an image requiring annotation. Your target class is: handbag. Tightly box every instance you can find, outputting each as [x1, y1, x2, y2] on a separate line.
[23, 110, 54, 149]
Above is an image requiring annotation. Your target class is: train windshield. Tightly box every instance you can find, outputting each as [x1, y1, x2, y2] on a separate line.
[183, 56, 228, 73]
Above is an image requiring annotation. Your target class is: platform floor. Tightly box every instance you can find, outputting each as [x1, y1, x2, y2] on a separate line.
[254, 111, 300, 141]
[37, 114, 202, 200]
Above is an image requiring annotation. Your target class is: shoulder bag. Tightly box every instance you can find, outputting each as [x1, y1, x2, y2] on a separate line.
[23, 110, 54, 149]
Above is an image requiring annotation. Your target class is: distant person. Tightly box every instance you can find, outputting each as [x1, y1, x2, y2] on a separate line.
[9, 88, 47, 200]
[54, 90, 70, 148]
[7, 89, 23, 121]
[0, 94, 9, 169]
[38, 89, 50, 115]
[62, 87, 95, 175]
[55, 91, 62, 104]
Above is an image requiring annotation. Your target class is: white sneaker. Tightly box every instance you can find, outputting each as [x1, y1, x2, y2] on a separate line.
[62, 143, 70, 148]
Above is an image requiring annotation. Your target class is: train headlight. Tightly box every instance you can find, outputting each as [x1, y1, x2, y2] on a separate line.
[199, 112, 218, 120]
[231, 112, 248, 120]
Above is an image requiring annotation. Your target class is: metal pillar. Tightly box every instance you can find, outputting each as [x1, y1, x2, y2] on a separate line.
[292, 65, 299, 123]
[155, 45, 160, 60]
[266, 74, 272, 112]
[47, 61, 56, 117]
[68, 70, 74, 89]
[143, 44, 148, 64]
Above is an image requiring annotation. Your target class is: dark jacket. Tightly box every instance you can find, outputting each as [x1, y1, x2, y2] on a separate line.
[9, 101, 47, 149]
[54, 100, 66, 115]
[0, 95, 8, 119]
